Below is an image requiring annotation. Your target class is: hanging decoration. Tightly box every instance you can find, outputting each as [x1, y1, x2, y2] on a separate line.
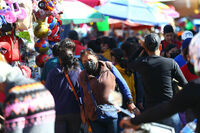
[32, 0, 63, 68]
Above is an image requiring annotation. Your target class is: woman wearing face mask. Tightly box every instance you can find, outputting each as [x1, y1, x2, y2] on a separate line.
[120, 32, 200, 133]
[163, 44, 180, 58]
[45, 39, 82, 133]
[78, 48, 138, 133]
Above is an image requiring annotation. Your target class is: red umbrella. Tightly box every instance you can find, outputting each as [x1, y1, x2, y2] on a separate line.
[77, 0, 101, 7]
[109, 19, 152, 30]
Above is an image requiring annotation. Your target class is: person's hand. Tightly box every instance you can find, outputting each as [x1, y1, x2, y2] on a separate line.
[120, 117, 140, 130]
[127, 103, 140, 115]
[138, 103, 144, 111]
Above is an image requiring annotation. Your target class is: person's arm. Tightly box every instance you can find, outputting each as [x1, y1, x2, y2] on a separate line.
[172, 60, 188, 87]
[120, 83, 197, 128]
[111, 65, 133, 103]
[135, 72, 145, 110]
[111, 65, 140, 114]
[130, 83, 195, 125]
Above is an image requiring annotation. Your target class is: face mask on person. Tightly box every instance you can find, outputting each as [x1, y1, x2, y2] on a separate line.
[83, 60, 98, 75]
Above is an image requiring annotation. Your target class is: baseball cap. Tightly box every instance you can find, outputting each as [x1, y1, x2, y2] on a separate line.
[181, 31, 193, 40]
[181, 38, 192, 50]
[189, 32, 200, 73]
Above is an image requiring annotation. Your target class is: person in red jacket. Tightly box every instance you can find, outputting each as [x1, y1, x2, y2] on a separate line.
[68, 30, 86, 56]
[161, 25, 181, 56]
[180, 38, 199, 82]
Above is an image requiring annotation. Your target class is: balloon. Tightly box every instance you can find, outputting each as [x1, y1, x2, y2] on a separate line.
[35, 39, 49, 53]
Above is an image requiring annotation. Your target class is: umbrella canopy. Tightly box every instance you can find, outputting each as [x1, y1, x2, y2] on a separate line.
[60, 0, 104, 25]
[109, 18, 152, 30]
[144, 1, 180, 18]
[97, 0, 169, 25]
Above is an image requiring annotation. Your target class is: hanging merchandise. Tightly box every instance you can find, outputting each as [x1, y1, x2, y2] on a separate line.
[16, 31, 32, 42]
[34, 39, 49, 54]
[38, 0, 57, 11]
[47, 15, 62, 45]
[0, 0, 27, 24]
[32, 0, 63, 68]
[0, 17, 13, 33]
[34, 21, 49, 38]
[0, 15, 7, 28]
[15, 0, 33, 31]
[0, 34, 20, 63]
[36, 54, 50, 67]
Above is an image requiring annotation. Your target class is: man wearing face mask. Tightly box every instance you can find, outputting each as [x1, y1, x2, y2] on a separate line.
[45, 39, 82, 133]
[120, 32, 200, 132]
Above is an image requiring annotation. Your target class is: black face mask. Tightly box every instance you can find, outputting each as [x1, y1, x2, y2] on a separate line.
[170, 52, 179, 58]
[83, 60, 98, 75]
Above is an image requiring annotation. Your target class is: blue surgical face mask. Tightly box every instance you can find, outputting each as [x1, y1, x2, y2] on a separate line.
[190, 58, 195, 65]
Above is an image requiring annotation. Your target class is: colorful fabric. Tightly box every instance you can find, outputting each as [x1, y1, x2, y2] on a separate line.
[4, 82, 55, 133]
[102, 49, 111, 61]
[115, 64, 136, 104]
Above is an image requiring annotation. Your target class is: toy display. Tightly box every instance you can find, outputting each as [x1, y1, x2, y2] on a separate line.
[38, 0, 57, 11]
[0, 0, 27, 23]
[0, 15, 7, 28]
[35, 39, 49, 54]
[35, 54, 50, 67]
[34, 21, 49, 38]
[47, 15, 62, 45]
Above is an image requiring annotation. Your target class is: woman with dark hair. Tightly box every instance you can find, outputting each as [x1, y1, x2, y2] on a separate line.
[78, 48, 138, 133]
[100, 36, 117, 61]
[45, 39, 82, 133]
[87, 40, 108, 61]
[121, 40, 145, 111]
[163, 44, 180, 58]
[110, 48, 136, 104]
[120, 40, 141, 60]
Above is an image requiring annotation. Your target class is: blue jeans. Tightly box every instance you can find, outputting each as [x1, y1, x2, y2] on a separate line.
[90, 118, 118, 133]
[158, 113, 181, 133]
